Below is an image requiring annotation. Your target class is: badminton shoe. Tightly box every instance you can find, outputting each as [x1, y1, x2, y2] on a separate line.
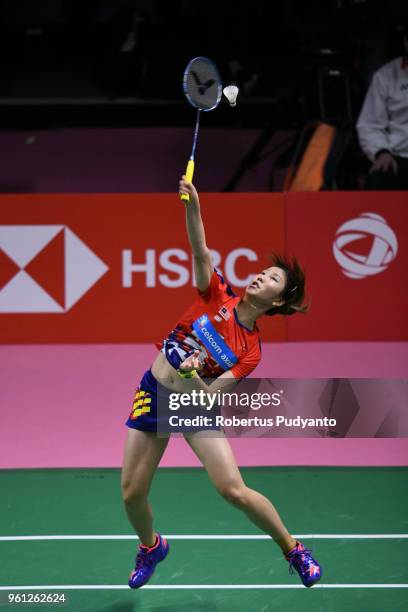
[285, 541, 322, 587]
[128, 533, 169, 589]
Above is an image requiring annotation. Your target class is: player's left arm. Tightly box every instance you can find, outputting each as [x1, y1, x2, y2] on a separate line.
[177, 341, 261, 397]
[177, 350, 240, 396]
[179, 368, 238, 399]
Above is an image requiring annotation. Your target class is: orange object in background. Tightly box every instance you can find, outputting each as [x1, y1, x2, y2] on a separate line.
[286, 123, 336, 192]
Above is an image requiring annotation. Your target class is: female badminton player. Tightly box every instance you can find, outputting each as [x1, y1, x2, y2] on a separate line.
[122, 177, 322, 589]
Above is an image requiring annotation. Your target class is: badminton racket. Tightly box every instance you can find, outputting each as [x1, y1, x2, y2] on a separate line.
[181, 56, 222, 202]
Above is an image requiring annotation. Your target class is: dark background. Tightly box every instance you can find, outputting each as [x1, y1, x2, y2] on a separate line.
[0, 0, 407, 192]
[1, 0, 407, 128]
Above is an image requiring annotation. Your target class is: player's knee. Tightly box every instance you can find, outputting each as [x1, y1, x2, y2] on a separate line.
[121, 480, 147, 507]
[219, 483, 248, 507]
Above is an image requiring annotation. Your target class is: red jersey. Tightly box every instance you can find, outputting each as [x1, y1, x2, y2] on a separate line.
[157, 269, 262, 379]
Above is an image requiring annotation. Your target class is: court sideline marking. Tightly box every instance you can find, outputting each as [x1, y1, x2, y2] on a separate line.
[1, 534, 408, 541]
[0, 584, 408, 590]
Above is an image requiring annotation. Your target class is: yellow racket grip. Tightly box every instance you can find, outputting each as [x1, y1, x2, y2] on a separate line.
[180, 159, 195, 203]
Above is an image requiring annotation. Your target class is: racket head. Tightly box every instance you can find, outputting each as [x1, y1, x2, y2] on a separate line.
[183, 56, 222, 112]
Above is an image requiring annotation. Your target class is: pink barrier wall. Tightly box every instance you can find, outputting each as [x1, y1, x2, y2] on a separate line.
[1, 343, 407, 469]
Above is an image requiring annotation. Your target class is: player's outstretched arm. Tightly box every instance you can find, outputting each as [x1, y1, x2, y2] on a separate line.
[179, 176, 212, 292]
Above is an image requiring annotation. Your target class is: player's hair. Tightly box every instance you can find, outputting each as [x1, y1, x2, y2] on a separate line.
[264, 253, 309, 317]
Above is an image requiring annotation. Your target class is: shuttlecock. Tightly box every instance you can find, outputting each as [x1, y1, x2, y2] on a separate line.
[223, 84, 239, 107]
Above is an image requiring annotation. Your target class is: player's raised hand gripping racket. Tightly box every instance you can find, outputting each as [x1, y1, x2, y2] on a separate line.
[181, 56, 222, 202]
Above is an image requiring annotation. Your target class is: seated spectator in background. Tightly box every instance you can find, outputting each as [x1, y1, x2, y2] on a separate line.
[356, 27, 408, 190]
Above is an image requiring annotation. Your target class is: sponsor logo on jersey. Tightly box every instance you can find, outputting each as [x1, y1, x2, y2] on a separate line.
[192, 314, 238, 370]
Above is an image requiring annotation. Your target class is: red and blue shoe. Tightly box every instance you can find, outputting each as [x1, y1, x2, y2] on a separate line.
[128, 533, 169, 589]
[285, 541, 322, 587]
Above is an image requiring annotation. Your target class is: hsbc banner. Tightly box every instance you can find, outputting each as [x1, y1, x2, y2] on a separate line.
[0, 194, 286, 343]
[286, 191, 408, 341]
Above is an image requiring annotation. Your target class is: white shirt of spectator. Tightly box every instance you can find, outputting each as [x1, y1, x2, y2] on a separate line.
[356, 57, 408, 162]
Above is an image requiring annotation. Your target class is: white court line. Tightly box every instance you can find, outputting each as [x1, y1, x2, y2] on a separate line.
[0, 584, 408, 590]
[0, 534, 408, 541]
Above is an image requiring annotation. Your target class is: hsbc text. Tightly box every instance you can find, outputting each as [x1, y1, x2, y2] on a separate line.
[122, 248, 258, 288]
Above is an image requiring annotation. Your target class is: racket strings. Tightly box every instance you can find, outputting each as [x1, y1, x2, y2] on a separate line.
[184, 57, 222, 111]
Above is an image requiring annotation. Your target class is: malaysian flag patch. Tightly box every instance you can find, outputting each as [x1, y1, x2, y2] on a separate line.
[218, 306, 231, 321]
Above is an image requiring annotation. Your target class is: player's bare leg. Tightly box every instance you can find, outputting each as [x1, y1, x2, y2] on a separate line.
[121, 429, 169, 547]
[184, 430, 296, 553]
[122, 428, 170, 589]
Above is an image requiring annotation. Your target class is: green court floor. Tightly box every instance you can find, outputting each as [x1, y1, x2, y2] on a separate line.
[1, 467, 407, 611]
